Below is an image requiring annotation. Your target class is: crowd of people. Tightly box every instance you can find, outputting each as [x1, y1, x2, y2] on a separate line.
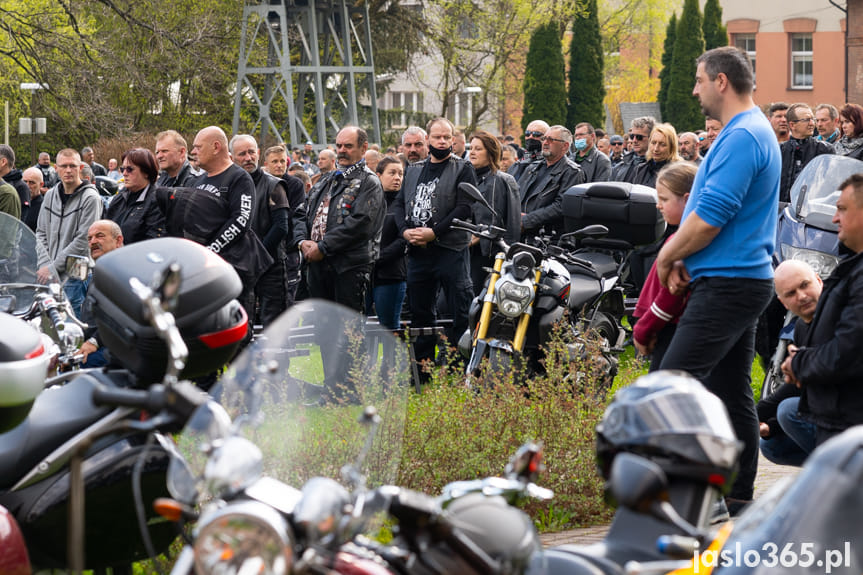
[7, 45, 863, 516]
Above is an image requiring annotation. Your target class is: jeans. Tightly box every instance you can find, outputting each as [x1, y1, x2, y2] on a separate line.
[660, 276, 774, 501]
[64, 277, 88, 319]
[307, 260, 371, 314]
[407, 245, 472, 365]
[372, 282, 406, 330]
[759, 397, 816, 467]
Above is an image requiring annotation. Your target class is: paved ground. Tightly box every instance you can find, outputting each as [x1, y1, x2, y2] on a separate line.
[539, 454, 799, 546]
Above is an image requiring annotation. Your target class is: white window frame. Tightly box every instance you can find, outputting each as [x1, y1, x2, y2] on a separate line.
[790, 33, 813, 89]
[387, 91, 423, 128]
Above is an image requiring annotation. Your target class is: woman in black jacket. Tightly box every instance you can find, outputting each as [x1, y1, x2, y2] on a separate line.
[370, 156, 408, 330]
[633, 122, 681, 188]
[833, 103, 863, 160]
[468, 130, 520, 296]
[106, 148, 164, 243]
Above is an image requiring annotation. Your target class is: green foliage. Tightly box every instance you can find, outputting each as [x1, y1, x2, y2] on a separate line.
[522, 21, 568, 130]
[702, 0, 728, 51]
[665, 0, 704, 132]
[566, 0, 605, 129]
[658, 12, 677, 122]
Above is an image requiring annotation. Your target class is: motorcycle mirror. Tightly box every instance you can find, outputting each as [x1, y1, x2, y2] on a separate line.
[156, 262, 182, 312]
[459, 182, 498, 218]
[505, 441, 545, 483]
[609, 453, 669, 513]
[65, 255, 92, 282]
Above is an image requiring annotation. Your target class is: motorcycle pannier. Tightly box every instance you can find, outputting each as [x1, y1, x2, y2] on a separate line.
[563, 182, 665, 246]
[87, 237, 247, 384]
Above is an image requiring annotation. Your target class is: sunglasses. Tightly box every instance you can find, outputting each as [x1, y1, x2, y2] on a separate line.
[525, 130, 545, 138]
[120, 166, 136, 174]
[611, 142, 623, 146]
[540, 136, 567, 144]
[629, 133, 646, 141]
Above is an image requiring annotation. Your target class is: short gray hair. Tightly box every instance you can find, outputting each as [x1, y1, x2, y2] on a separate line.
[228, 134, 258, 155]
[402, 126, 427, 144]
[547, 125, 573, 144]
[0, 145, 14, 168]
[631, 116, 656, 134]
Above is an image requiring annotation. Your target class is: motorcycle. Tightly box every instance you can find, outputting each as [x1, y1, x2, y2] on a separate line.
[0, 311, 54, 575]
[761, 154, 860, 397]
[456, 181, 664, 386]
[0, 236, 248, 572]
[158, 299, 411, 574]
[0, 212, 91, 371]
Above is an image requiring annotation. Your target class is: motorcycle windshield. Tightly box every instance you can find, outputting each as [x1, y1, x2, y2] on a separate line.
[0, 212, 60, 314]
[789, 155, 863, 232]
[195, 300, 410, 496]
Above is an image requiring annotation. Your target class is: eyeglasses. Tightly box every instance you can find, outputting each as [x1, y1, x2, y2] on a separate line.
[525, 130, 545, 138]
[57, 163, 79, 170]
[120, 166, 136, 174]
[540, 135, 567, 144]
[789, 117, 815, 124]
[611, 142, 623, 146]
[629, 133, 646, 141]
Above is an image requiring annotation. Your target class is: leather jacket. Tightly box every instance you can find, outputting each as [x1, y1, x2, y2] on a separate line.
[518, 155, 585, 236]
[306, 162, 385, 273]
[794, 251, 863, 430]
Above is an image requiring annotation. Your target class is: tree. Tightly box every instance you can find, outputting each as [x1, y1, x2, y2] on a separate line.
[567, 0, 605, 129]
[599, 0, 681, 133]
[702, 0, 728, 51]
[657, 12, 677, 122]
[665, 0, 704, 132]
[522, 21, 567, 130]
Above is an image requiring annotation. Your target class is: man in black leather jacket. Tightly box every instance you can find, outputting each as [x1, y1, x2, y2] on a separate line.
[301, 126, 384, 313]
[231, 134, 307, 326]
[784, 173, 863, 446]
[392, 117, 478, 372]
[517, 125, 585, 240]
[778, 103, 833, 203]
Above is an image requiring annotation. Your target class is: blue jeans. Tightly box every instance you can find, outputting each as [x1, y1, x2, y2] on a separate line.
[760, 397, 816, 467]
[64, 277, 88, 319]
[373, 282, 406, 330]
[660, 276, 774, 501]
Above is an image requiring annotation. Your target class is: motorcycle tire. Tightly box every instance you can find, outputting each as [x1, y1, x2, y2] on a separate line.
[761, 366, 785, 399]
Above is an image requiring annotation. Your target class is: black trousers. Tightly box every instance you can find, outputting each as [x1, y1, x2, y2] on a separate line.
[307, 259, 371, 314]
[660, 276, 774, 501]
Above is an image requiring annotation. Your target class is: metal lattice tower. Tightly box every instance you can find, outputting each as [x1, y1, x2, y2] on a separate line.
[232, 0, 380, 147]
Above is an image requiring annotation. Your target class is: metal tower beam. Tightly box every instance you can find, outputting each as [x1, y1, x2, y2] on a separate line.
[232, 0, 380, 147]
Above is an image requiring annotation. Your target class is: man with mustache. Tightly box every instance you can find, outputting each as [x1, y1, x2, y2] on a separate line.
[301, 126, 384, 312]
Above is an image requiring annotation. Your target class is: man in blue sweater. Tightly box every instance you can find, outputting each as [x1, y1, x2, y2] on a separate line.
[655, 46, 780, 515]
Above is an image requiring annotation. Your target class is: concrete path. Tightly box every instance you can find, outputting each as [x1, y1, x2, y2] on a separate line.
[539, 454, 799, 546]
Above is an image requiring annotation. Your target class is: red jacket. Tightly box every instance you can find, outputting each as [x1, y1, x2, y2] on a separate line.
[633, 235, 689, 346]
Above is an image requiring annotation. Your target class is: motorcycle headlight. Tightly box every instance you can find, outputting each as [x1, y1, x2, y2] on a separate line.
[780, 244, 839, 279]
[194, 501, 293, 575]
[495, 278, 534, 318]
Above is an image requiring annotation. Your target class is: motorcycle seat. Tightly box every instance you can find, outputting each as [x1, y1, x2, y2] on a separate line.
[569, 251, 618, 279]
[0, 373, 114, 489]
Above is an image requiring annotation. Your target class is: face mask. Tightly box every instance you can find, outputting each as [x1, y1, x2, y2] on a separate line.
[525, 138, 542, 153]
[429, 145, 453, 160]
[574, 138, 588, 151]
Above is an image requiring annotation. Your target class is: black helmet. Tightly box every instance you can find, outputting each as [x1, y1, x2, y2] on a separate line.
[0, 313, 51, 432]
[595, 371, 742, 492]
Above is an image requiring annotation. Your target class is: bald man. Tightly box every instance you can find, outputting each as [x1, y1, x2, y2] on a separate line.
[189, 126, 264, 327]
[757, 260, 822, 467]
[22, 167, 44, 231]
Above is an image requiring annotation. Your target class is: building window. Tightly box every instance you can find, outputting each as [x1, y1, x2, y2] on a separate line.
[387, 91, 423, 128]
[733, 33, 756, 85]
[790, 33, 813, 89]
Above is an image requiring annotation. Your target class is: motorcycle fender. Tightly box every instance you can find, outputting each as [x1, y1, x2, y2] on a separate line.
[538, 306, 565, 344]
[0, 505, 30, 575]
[169, 545, 195, 575]
[569, 274, 602, 311]
[466, 339, 490, 375]
[527, 548, 609, 575]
